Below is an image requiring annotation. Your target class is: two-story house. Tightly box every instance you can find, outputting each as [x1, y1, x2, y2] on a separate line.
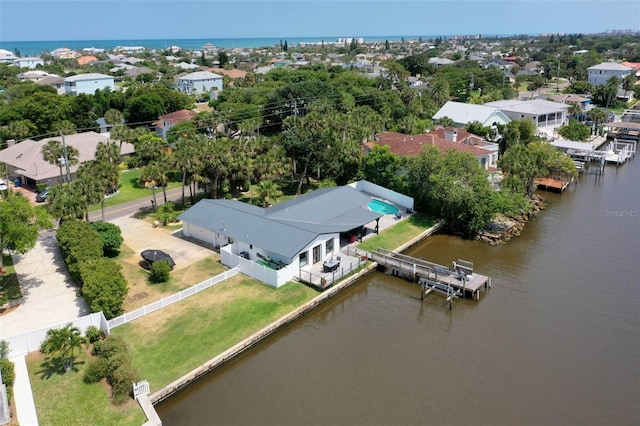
[587, 62, 633, 86]
[13, 57, 44, 69]
[64, 73, 115, 96]
[176, 71, 223, 96]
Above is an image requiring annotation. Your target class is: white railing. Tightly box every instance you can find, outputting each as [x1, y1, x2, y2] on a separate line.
[106, 266, 240, 331]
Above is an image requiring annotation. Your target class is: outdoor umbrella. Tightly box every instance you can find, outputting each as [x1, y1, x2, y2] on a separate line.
[141, 249, 176, 268]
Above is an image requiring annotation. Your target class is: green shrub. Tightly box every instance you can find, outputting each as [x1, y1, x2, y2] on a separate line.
[153, 201, 181, 225]
[149, 260, 171, 283]
[93, 334, 128, 358]
[83, 357, 108, 383]
[90, 221, 124, 257]
[57, 220, 104, 285]
[0, 340, 9, 359]
[0, 358, 15, 400]
[125, 155, 139, 169]
[80, 258, 128, 319]
[92, 335, 137, 405]
[85, 325, 104, 343]
[36, 183, 48, 194]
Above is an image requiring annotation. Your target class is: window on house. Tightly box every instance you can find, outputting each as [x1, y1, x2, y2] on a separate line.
[326, 238, 334, 254]
[299, 251, 308, 267]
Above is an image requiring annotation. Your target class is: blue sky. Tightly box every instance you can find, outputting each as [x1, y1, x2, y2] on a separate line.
[1, 0, 639, 41]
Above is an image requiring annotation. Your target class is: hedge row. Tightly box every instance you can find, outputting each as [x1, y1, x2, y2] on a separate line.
[57, 220, 127, 319]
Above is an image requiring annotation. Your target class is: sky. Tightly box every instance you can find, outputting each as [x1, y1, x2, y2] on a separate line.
[1, 0, 639, 41]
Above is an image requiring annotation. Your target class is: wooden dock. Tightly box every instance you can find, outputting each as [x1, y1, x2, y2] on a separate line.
[367, 248, 491, 304]
[534, 177, 571, 192]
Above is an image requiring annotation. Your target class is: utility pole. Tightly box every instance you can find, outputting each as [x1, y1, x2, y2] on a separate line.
[556, 56, 560, 93]
[60, 130, 71, 183]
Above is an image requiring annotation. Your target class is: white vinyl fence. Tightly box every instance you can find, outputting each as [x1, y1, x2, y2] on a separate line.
[4, 312, 108, 359]
[106, 266, 240, 331]
[3, 267, 240, 358]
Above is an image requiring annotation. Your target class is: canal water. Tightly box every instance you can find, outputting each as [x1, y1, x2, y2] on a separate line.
[158, 159, 640, 425]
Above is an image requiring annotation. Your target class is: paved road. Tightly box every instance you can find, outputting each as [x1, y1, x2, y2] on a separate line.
[88, 185, 188, 222]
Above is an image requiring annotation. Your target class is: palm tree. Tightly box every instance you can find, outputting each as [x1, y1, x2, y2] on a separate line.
[172, 137, 199, 206]
[622, 74, 636, 100]
[71, 172, 103, 221]
[139, 162, 165, 210]
[255, 180, 283, 207]
[53, 120, 78, 135]
[428, 77, 450, 107]
[40, 323, 87, 372]
[79, 160, 119, 221]
[41, 140, 64, 180]
[568, 102, 583, 120]
[95, 140, 121, 165]
[588, 108, 609, 136]
[605, 76, 622, 108]
[104, 109, 124, 128]
[47, 184, 86, 222]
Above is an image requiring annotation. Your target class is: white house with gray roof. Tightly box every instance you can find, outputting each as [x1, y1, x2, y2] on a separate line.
[176, 71, 223, 95]
[64, 73, 115, 95]
[433, 101, 511, 128]
[588, 62, 633, 86]
[179, 184, 411, 287]
[485, 99, 569, 129]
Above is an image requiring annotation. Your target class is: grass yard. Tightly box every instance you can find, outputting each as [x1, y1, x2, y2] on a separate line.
[114, 244, 226, 311]
[89, 169, 182, 212]
[26, 350, 146, 426]
[357, 213, 436, 252]
[0, 254, 20, 306]
[112, 276, 319, 391]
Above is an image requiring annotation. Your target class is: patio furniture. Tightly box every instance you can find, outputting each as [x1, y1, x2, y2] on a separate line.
[323, 258, 340, 272]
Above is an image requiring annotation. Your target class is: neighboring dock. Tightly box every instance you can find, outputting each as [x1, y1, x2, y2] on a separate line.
[364, 248, 491, 306]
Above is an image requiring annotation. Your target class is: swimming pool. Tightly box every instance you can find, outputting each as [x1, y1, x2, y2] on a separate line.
[368, 199, 399, 215]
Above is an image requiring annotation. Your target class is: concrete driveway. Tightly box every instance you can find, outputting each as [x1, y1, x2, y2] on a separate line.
[110, 216, 214, 270]
[0, 231, 89, 339]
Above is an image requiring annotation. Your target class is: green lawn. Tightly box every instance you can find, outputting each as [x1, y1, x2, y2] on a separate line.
[27, 350, 146, 426]
[357, 213, 436, 252]
[112, 277, 319, 391]
[0, 254, 20, 305]
[88, 169, 182, 212]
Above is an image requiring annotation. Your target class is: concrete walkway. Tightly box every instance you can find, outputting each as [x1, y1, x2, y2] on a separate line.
[0, 231, 89, 339]
[9, 356, 38, 426]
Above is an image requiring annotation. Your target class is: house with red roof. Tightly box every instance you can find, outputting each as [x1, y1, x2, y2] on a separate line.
[153, 109, 197, 140]
[367, 127, 499, 170]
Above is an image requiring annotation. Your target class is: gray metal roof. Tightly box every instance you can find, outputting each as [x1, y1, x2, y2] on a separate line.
[179, 186, 383, 259]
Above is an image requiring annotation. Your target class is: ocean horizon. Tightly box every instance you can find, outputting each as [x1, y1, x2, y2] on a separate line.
[0, 34, 512, 56]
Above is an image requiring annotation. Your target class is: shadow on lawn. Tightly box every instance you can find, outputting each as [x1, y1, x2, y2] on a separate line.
[36, 357, 85, 380]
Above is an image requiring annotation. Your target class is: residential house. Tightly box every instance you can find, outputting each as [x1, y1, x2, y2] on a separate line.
[433, 101, 511, 128]
[52, 47, 77, 60]
[176, 71, 223, 95]
[0, 132, 135, 187]
[77, 55, 98, 65]
[18, 70, 51, 82]
[428, 57, 455, 67]
[547, 94, 592, 112]
[0, 49, 18, 63]
[369, 129, 499, 170]
[175, 62, 200, 71]
[210, 67, 247, 80]
[13, 57, 44, 69]
[64, 73, 115, 95]
[179, 183, 412, 287]
[485, 58, 515, 70]
[35, 75, 65, 94]
[123, 66, 161, 81]
[153, 109, 197, 140]
[587, 62, 633, 86]
[485, 99, 569, 132]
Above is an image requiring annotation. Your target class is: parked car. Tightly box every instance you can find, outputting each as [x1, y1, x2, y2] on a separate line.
[35, 190, 49, 202]
[0, 180, 7, 191]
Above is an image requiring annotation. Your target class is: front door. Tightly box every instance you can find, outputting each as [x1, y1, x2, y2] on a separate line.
[313, 245, 321, 264]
